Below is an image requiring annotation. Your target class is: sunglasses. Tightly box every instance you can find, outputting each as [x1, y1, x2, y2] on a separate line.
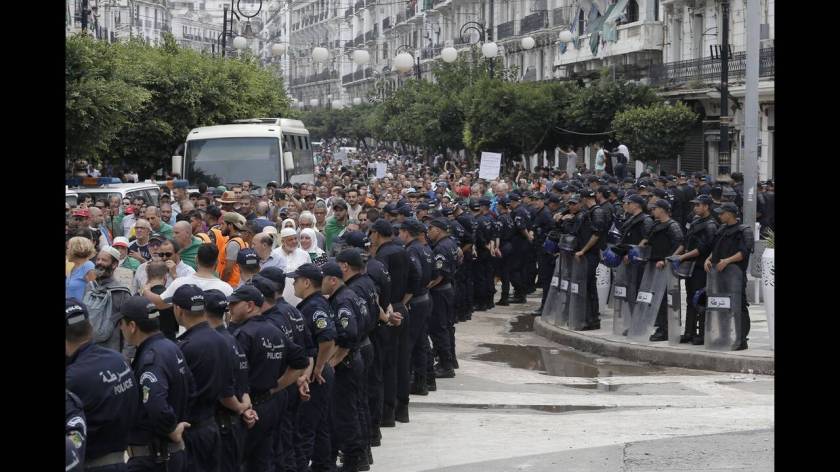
[155, 252, 174, 258]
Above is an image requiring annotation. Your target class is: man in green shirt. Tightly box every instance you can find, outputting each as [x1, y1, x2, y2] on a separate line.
[173, 221, 202, 270]
[145, 206, 174, 240]
[324, 197, 349, 253]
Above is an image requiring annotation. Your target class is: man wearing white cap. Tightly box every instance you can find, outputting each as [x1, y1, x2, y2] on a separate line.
[273, 227, 310, 305]
[112, 236, 140, 272]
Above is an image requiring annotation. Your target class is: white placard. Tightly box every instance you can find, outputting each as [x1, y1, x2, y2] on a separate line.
[614, 286, 627, 299]
[335, 150, 347, 162]
[570, 283, 579, 294]
[667, 294, 673, 306]
[636, 291, 653, 304]
[375, 162, 387, 179]
[478, 152, 502, 180]
[560, 280, 569, 291]
[708, 296, 731, 309]
[551, 276, 559, 287]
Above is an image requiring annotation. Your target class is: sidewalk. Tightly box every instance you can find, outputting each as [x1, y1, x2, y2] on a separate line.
[530, 287, 775, 375]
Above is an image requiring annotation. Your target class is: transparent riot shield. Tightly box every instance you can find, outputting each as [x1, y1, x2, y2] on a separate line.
[666, 272, 683, 345]
[541, 256, 562, 326]
[627, 261, 669, 342]
[555, 250, 574, 328]
[596, 263, 611, 314]
[704, 265, 744, 351]
[611, 263, 638, 336]
[568, 255, 590, 331]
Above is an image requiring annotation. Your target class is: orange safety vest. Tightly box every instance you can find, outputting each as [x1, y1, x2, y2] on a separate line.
[217, 233, 249, 286]
[196, 232, 211, 244]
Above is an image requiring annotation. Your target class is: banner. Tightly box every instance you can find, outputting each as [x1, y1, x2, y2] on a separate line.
[479, 152, 502, 180]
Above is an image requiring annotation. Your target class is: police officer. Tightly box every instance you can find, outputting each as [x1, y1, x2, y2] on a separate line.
[229, 283, 308, 472]
[473, 198, 497, 310]
[522, 191, 540, 294]
[66, 389, 87, 471]
[676, 195, 719, 345]
[337, 248, 379, 466]
[168, 285, 231, 472]
[428, 218, 459, 379]
[252, 270, 312, 472]
[704, 202, 754, 351]
[202, 289, 252, 472]
[321, 261, 365, 471]
[369, 218, 411, 428]
[454, 203, 477, 320]
[66, 298, 139, 471]
[118, 296, 193, 472]
[666, 177, 687, 228]
[507, 193, 533, 304]
[399, 218, 434, 399]
[287, 263, 338, 472]
[577, 189, 610, 330]
[619, 193, 655, 289]
[640, 200, 685, 342]
[495, 197, 514, 306]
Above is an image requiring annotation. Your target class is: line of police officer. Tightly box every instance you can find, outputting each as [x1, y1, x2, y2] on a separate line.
[66, 173, 758, 471]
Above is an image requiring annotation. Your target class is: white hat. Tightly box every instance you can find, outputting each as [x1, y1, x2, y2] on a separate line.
[280, 228, 298, 239]
[112, 236, 130, 248]
[262, 226, 278, 234]
[100, 246, 121, 262]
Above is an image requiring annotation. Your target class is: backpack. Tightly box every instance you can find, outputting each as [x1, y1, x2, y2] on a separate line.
[82, 281, 132, 352]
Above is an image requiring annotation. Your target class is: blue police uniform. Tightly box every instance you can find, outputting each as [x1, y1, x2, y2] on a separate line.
[66, 390, 87, 471]
[344, 268, 378, 458]
[509, 201, 533, 301]
[127, 333, 193, 472]
[213, 324, 250, 472]
[295, 292, 338, 472]
[176, 321, 231, 472]
[363, 254, 391, 446]
[495, 205, 514, 304]
[328, 283, 366, 469]
[66, 342, 139, 471]
[405, 239, 433, 394]
[474, 210, 497, 308]
[430, 230, 458, 374]
[533, 205, 557, 310]
[455, 211, 477, 319]
[234, 311, 308, 472]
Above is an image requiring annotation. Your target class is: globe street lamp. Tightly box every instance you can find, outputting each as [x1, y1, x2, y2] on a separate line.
[441, 46, 458, 63]
[394, 45, 420, 80]
[521, 36, 536, 50]
[458, 21, 497, 78]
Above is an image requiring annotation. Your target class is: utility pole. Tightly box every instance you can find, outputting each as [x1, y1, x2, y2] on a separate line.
[81, 0, 90, 32]
[742, 0, 759, 232]
[488, 0, 494, 79]
[718, 0, 730, 176]
[222, 4, 229, 57]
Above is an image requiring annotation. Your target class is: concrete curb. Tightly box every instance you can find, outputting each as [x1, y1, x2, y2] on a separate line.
[534, 318, 775, 375]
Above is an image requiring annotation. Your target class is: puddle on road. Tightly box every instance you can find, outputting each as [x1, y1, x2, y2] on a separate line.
[473, 343, 674, 378]
[508, 314, 536, 332]
[430, 403, 612, 414]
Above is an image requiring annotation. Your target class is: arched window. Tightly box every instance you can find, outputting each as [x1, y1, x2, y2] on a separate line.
[626, 0, 639, 23]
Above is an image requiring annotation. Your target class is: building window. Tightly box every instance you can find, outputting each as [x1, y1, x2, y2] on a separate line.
[626, 0, 639, 23]
[578, 9, 585, 33]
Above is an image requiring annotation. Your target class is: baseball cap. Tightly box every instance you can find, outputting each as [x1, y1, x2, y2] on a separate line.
[429, 218, 450, 232]
[72, 208, 90, 218]
[112, 236, 130, 248]
[567, 194, 581, 204]
[653, 188, 668, 198]
[417, 202, 431, 211]
[321, 261, 343, 279]
[625, 194, 647, 206]
[338, 231, 370, 249]
[286, 263, 324, 283]
[580, 189, 596, 199]
[202, 289, 229, 315]
[259, 267, 286, 291]
[400, 218, 426, 235]
[652, 199, 672, 212]
[468, 199, 480, 210]
[249, 275, 278, 298]
[65, 298, 89, 326]
[227, 284, 265, 305]
[532, 192, 546, 200]
[336, 248, 365, 268]
[507, 193, 521, 202]
[478, 197, 492, 206]
[440, 207, 455, 217]
[165, 284, 206, 312]
[223, 212, 247, 230]
[371, 219, 393, 236]
[236, 248, 260, 269]
[397, 205, 413, 217]
[497, 196, 509, 207]
[714, 202, 739, 215]
[691, 194, 714, 205]
[547, 194, 561, 204]
[117, 296, 159, 322]
[552, 181, 565, 192]
[148, 233, 164, 244]
[383, 203, 398, 215]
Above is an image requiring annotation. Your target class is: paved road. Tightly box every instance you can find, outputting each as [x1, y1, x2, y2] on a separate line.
[369, 294, 774, 471]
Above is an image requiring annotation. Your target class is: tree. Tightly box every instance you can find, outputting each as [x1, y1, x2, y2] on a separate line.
[612, 102, 699, 163]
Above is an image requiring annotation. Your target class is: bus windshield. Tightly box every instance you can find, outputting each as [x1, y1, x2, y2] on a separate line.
[184, 137, 281, 188]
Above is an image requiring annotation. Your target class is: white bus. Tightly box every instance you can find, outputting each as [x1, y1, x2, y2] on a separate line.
[173, 118, 316, 188]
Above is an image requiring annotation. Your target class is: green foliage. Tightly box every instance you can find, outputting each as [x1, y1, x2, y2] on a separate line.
[612, 102, 699, 162]
[65, 35, 289, 175]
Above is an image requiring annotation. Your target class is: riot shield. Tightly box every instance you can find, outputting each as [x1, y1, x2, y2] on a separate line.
[555, 251, 574, 328]
[666, 271, 683, 345]
[568, 255, 590, 331]
[611, 263, 638, 336]
[541, 256, 562, 326]
[627, 261, 669, 342]
[704, 265, 744, 351]
[596, 263, 611, 314]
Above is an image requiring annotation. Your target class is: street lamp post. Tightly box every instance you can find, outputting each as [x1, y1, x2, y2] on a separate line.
[221, 0, 264, 57]
[458, 21, 497, 78]
[395, 45, 421, 80]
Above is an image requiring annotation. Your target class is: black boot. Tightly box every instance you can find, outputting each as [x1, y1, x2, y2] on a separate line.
[426, 376, 437, 391]
[679, 333, 695, 343]
[649, 330, 668, 342]
[452, 357, 459, 369]
[357, 451, 371, 471]
[395, 402, 409, 423]
[510, 295, 527, 304]
[370, 426, 382, 447]
[691, 335, 705, 345]
[434, 363, 455, 378]
[411, 376, 429, 396]
[496, 297, 509, 306]
[367, 446, 374, 465]
[337, 453, 361, 472]
[381, 406, 396, 427]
